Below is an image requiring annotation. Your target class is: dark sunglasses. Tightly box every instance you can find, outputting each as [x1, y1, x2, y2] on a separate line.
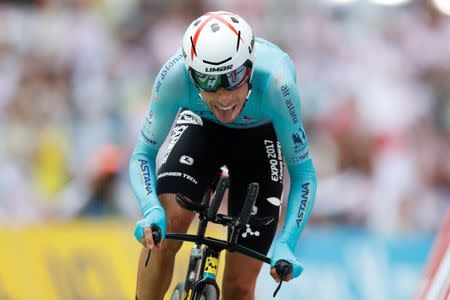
[189, 60, 252, 92]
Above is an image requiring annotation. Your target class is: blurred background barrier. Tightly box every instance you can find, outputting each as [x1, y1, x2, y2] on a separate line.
[0, 219, 228, 300]
[258, 227, 433, 300]
[0, 220, 139, 300]
[0, 220, 434, 300]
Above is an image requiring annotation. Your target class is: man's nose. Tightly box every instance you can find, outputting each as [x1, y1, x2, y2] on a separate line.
[216, 88, 233, 105]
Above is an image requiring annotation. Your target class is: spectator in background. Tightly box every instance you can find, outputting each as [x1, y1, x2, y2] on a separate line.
[0, 0, 448, 233]
[52, 144, 140, 219]
[79, 144, 123, 216]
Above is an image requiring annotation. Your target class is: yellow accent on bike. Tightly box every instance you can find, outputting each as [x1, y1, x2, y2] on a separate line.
[204, 257, 218, 275]
[182, 289, 192, 300]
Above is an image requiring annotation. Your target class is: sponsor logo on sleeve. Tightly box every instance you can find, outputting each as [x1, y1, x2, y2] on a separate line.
[155, 53, 183, 93]
[291, 127, 308, 156]
[138, 159, 153, 196]
[292, 128, 306, 150]
[291, 127, 310, 163]
[296, 182, 310, 228]
[141, 112, 158, 146]
[146, 111, 154, 124]
[292, 151, 310, 163]
[281, 84, 298, 124]
[140, 130, 157, 145]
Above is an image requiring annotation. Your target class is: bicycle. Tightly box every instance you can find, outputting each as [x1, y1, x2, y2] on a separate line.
[153, 173, 293, 300]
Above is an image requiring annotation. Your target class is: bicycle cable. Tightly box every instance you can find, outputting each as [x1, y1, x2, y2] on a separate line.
[272, 265, 289, 298]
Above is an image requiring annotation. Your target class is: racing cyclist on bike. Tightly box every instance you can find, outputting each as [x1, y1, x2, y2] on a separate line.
[130, 11, 317, 300]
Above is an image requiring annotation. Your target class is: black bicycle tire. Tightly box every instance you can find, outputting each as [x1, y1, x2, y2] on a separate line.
[170, 282, 185, 300]
[193, 284, 218, 300]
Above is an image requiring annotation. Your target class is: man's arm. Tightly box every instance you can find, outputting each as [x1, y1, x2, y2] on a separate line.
[263, 53, 317, 278]
[129, 51, 187, 242]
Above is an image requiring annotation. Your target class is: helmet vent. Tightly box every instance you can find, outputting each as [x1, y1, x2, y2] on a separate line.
[231, 16, 239, 23]
[236, 30, 241, 51]
[193, 19, 201, 27]
[211, 23, 220, 32]
[190, 36, 197, 57]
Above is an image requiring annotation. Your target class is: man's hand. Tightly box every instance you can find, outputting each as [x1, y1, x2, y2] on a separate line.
[270, 266, 293, 283]
[140, 226, 162, 249]
[270, 241, 303, 282]
[134, 207, 166, 249]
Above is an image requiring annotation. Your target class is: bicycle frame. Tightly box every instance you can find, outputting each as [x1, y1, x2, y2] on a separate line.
[175, 209, 222, 299]
[166, 176, 271, 300]
[183, 245, 221, 299]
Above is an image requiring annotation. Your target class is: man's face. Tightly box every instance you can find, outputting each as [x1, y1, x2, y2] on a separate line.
[200, 82, 249, 123]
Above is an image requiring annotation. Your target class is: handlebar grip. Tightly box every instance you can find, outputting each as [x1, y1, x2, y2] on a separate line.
[236, 182, 259, 227]
[272, 260, 293, 298]
[207, 176, 230, 219]
[275, 259, 293, 280]
[143, 224, 161, 267]
[150, 223, 162, 245]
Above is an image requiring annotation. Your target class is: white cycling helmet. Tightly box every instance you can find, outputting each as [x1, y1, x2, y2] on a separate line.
[182, 11, 255, 92]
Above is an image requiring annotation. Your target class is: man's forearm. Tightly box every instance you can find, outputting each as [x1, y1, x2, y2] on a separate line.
[129, 140, 162, 215]
[279, 159, 317, 250]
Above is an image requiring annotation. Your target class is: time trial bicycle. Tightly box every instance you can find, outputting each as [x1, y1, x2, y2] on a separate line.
[152, 173, 293, 300]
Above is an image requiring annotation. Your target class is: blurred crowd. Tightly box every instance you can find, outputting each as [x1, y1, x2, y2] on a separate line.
[0, 0, 448, 234]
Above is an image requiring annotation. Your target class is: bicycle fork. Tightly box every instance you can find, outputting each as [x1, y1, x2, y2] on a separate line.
[182, 245, 221, 300]
[182, 245, 203, 300]
[199, 247, 220, 281]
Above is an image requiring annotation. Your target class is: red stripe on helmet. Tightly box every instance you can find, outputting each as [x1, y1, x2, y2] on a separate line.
[191, 16, 214, 60]
[190, 12, 243, 61]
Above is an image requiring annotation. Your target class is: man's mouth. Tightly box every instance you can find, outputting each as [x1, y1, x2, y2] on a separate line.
[215, 104, 237, 111]
[213, 104, 240, 123]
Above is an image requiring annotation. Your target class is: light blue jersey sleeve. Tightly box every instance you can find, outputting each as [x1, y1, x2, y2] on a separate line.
[129, 51, 187, 235]
[262, 53, 317, 275]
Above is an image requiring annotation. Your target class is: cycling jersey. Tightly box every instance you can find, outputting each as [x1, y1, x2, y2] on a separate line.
[130, 38, 317, 266]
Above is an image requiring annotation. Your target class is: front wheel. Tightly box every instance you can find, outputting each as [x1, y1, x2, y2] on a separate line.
[170, 282, 185, 300]
[193, 284, 219, 300]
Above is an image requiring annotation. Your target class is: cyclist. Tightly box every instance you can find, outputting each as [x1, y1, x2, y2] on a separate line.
[130, 11, 317, 300]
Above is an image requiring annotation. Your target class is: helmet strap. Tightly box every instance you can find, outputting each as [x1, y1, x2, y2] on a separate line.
[246, 82, 253, 101]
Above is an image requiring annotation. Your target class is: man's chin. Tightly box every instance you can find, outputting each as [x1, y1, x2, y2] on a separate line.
[215, 114, 238, 124]
[213, 107, 240, 124]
